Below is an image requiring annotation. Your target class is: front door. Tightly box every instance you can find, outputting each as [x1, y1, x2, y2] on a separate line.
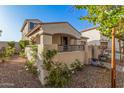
[63, 37, 68, 51]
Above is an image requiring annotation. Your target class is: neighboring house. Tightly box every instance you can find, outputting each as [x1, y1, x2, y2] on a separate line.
[81, 27, 123, 52]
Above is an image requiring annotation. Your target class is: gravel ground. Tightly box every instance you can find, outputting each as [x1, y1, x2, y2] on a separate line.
[66, 65, 124, 88]
[1, 56, 124, 88]
[0, 56, 42, 88]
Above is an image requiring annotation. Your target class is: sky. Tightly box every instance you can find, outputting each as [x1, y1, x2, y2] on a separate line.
[0, 5, 94, 41]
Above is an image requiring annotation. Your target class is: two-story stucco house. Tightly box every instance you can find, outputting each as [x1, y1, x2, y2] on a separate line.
[21, 19, 90, 64]
[21, 19, 88, 50]
[20, 19, 102, 85]
[81, 27, 123, 52]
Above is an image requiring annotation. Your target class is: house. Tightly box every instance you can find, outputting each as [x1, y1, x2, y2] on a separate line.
[21, 19, 90, 64]
[21, 19, 89, 51]
[81, 27, 124, 53]
[21, 19, 102, 85]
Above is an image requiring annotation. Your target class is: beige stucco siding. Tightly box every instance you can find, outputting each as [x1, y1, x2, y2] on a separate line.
[42, 23, 81, 39]
[52, 34, 61, 45]
[39, 35, 52, 45]
[52, 51, 85, 65]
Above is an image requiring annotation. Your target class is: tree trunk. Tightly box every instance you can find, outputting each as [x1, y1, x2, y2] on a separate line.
[111, 28, 116, 88]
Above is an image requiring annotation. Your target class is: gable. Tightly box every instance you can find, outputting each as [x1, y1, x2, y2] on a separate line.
[81, 28, 101, 42]
[21, 19, 42, 32]
[41, 22, 81, 39]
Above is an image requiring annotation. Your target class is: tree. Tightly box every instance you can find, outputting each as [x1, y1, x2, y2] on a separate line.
[75, 5, 124, 88]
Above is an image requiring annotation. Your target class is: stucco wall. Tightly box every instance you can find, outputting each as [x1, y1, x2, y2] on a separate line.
[26, 44, 100, 85]
[25, 47, 33, 61]
[52, 51, 85, 65]
[40, 35, 52, 45]
[44, 44, 58, 50]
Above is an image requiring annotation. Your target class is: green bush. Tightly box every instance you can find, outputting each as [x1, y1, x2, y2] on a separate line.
[19, 40, 29, 50]
[30, 45, 37, 60]
[19, 40, 30, 57]
[70, 59, 83, 71]
[42, 50, 85, 87]
[42, 49, 72, 87]
[43, 49, 57, 70]
[7, 41, 15, 48]
[45, 63, 71, 87]
[5, 46, 15, 57]
[19, 51, 25, 58]
[0, 47, 6, 62]
[25, 61, 37, 75]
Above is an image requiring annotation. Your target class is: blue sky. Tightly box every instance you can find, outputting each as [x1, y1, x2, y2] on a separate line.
[0, 5, 94, 41]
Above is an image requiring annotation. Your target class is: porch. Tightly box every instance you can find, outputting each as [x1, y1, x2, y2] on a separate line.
[30, 33, 86, 52]
[51, 33, 86, 52]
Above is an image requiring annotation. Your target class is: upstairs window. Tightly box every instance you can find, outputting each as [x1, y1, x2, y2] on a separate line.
[29, 22, 36, 30]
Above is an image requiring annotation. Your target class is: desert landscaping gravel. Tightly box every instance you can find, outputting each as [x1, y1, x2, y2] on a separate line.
[66, 65, 124, 88]
[0, 56, 124, 88]
[0, 56, 42, 88]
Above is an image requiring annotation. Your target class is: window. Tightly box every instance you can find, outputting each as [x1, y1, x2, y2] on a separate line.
[100, 42, 108, 49]
[100, 42, 108, 46]
[30, 22, 36, 30]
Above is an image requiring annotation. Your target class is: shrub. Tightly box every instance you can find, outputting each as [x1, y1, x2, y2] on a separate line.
[45, 63, 71, 87]
[19, 40, 30, 57]
[5, 46, 15, 57]
[25, 60, 37, 75]
[7, 41, 15, 48]
[70, 59, 83, 71]
[19, 40, 29, 50]
[24, 45, 38, 75]
[0, 47, 6, 62]
[43, 49, 57, 70]
[30, 45, 37, 60]
[19, 51, 25, 58]
[42, 49, 71, 87]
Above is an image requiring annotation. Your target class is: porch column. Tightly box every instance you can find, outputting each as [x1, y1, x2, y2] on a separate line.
[37, 34, 53, 85]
